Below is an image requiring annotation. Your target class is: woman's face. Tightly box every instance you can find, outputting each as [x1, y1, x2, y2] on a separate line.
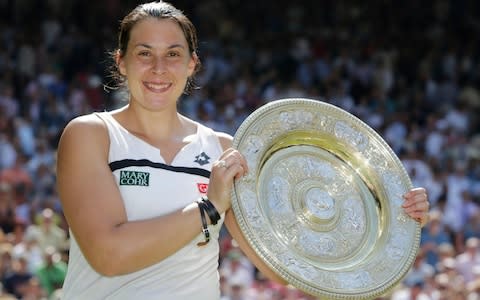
[118, 18, 197, 111]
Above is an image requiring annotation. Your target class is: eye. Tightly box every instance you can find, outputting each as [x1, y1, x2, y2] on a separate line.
[138, 51, 151, 57]
[167, 51, 180, 57]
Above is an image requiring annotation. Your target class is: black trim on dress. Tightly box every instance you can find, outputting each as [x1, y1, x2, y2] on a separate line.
[109, 159, 211, 178]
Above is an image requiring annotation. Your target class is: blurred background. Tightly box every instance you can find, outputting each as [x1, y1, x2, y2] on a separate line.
[0, 0, 479, 299]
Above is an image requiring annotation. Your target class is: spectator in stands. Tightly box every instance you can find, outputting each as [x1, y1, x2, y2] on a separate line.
[35, 246, 66, 297]
[0, 183, 16, 236]
[244, 272, 275, 300]
[11, 232, 43, 274]
[2, 256, 34, 299]
[436, 242, 456, 264]
[390, 278, 432, 300]
[0, 155, 32, 190]
[455, 237, 480, 284]
[403, 250, 435, 288]
[24, 208, 67, 253]
[420, 211, 452, 270]
[26, 139, 55, 177]
[0, 245, 14, 283]
[219, 249, 254, 293]
[17, 277, 46, 300]
[444, 161, 473, 250]
[222, 276, 248, 300]
[0, 134, 16, 171]
[466, 266, 480, 299]
[464, 211, 480, 242]
[12, 184, 31, 226]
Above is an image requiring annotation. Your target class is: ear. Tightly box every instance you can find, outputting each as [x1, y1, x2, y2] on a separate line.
[115, 50, 127, 76]
[187, 52, 199, 77]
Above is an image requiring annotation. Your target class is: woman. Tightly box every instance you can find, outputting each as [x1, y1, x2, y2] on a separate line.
[56, 2, 429, 299]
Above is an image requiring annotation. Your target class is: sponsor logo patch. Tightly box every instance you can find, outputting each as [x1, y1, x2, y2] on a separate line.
[194, 152, 210, 166]
[197, 183, 208, 194]
[119, 170, 150, 186]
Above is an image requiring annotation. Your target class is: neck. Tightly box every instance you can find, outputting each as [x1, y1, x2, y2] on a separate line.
[120, 103, 185, 141]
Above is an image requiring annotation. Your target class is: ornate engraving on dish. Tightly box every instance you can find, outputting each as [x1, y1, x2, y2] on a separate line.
[259, 146, 375, 265]
[386, 228, 410, 260]
[238, 188, 263, 229]
[279, 110, 314, 130]
[337, 270, 374, 289]
[232, 99, 421, 299]
[334, 121, 369, 151]
[305, 188, 336, 219]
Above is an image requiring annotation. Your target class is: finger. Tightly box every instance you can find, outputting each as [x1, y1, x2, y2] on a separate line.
[214, 148, 237, 169]
[405, 187, 426, 195]
[407, 211, 425, 219]
[404, 188, 427, 199]
[234, 165, 246, 180]
[404, 207, 429, 223]
[224, 162, 247, 180]
[236, 153, 249, 174]
[413, 215, 428, 226]
[218, 148, 235, 159]
[403, 188, 427, 200]
[225, 150, 249, 174]
[402, 196, 428, 209]
[215, 160, 228, 169]
[404, 201, 429, 214]
[402, 191, 428, 208]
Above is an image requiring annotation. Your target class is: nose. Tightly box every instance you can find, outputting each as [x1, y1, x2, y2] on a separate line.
[152, 57, 166, 74]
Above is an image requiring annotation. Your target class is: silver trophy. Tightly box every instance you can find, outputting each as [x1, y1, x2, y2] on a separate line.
[232, 98, 420, 299]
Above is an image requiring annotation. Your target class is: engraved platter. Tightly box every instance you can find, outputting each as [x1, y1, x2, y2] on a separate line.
[231, 98, 421, 299]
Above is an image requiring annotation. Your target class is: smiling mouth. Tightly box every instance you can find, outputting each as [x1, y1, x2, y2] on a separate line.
[144, 82, 172, 93]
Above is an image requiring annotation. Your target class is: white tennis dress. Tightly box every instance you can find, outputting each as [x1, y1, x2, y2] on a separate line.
[61, 112, 224, 299]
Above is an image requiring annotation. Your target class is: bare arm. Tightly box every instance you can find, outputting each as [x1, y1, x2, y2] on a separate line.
[223, 211, 287, 284]
[57, 115, 207, 276]
[215, 133, 286, 284]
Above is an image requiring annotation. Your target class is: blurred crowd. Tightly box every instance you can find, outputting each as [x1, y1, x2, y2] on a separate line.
[0, 0, 480, 299]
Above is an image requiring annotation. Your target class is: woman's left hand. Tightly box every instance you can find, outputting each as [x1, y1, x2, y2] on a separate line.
[402, 187, 429, 227]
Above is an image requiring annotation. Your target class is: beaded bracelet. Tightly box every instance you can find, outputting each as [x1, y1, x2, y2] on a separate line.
[196, 201, 210, 246]
[201, 196, 221, 225]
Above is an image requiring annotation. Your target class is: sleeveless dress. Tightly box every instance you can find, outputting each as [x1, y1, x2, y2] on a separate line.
[61, 112, 224, 299]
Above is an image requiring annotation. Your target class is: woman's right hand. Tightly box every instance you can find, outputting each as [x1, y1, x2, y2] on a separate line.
[206, 148, 248, 214]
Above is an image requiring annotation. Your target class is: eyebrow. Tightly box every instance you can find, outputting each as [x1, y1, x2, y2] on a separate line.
[133, 43, 186, 50]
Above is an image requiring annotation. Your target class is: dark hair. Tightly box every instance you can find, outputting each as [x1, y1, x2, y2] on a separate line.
[109, 1, 201, 94]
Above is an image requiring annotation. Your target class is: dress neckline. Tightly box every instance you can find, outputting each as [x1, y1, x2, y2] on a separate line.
[101, 111, 200, 165]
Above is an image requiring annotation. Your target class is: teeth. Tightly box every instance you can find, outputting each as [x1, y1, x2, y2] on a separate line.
[146, 83, 169, 89]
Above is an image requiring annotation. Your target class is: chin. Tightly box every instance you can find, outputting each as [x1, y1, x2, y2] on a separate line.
[147, 100, 176, 112]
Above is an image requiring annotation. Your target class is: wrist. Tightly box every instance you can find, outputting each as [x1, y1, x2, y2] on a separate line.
[419, 213, 429, 228]
[206, 195, 228, 215]
[200, 196, 221, 225]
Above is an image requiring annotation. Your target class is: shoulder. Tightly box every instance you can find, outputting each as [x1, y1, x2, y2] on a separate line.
[214, 131, 232, 151]
[61, 113, 109, 140]
[63, 113, 107, 133]
[186, 115, 233, 151]
[58, 113, 109, 155]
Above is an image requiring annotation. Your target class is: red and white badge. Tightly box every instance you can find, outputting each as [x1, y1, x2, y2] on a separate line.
[197, 183, 209, 194]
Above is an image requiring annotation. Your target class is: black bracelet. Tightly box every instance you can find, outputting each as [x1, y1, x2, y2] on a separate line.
[196, 201, 210, 246]
[201, 196, 221, 225]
